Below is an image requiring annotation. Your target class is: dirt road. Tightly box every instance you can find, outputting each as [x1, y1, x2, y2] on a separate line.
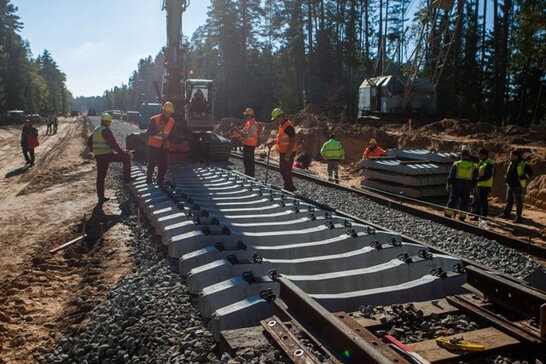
[0, 118, 138, 363]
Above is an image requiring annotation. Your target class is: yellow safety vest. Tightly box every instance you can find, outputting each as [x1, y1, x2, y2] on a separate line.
[476, 158, 494, 187]
[92, 125, 113, 155]
[506, 160, 528, 188]
[454, 160, 475, 180]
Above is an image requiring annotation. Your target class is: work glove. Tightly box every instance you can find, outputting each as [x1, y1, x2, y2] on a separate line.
[446, 184, 453, 193]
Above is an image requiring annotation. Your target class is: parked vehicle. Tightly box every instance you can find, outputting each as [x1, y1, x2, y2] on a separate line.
[6, 110, 25, 124]
[30, 114, 42, 123]
[127, 111, 139, 123]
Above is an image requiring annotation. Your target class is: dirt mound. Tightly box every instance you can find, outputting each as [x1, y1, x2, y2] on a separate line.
[292, 104, 331, 128]
[528, 175, 546, 210]
[213, 117, 244, 136]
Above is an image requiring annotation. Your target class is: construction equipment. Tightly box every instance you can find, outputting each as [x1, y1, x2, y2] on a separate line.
[358, 0, 460, 116]
[126, 0, 230, 161]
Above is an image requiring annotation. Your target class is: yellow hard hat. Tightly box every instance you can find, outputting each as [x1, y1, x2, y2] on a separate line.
[243, 108, 254, 117]
[271, 108, 284, 120]
[163, 101, 174, 113]
[100, 113, 113, 122]
[369, 138, 377, 145]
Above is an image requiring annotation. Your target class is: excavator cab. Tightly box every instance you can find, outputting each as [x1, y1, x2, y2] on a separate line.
[185, 79, 214, 131]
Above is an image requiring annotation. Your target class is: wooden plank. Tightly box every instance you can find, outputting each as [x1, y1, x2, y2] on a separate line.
[407, 327, 520, 363]
[347, 299, 460, 328]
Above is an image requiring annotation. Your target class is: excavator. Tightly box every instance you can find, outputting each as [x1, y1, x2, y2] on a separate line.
[126, 0, 231, 162]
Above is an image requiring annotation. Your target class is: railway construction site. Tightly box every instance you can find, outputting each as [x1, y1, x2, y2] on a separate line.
[0, 115, 545, 364]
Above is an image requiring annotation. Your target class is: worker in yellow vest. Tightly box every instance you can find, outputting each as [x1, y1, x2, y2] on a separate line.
[470, 148, 495, 220]
[146, 102, 175, 184]
[87, 113, 131, 203]
[499, 150, 533, 223]
[240, 108, 259, 177]
[444, 149, 477, 221]
[268, 108, 297, 191]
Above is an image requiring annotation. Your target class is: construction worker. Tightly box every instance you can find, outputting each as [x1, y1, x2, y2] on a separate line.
[320, 134, 345, 183]
[87, 113, 131, 204]
[240, 108, 258, 177]
[470, 149, 495, 220]
[445, 149, 477, 221]
[363, 138, 386, 158]
[53, 116, 58, 134]
[21, 119, 39, 166]
[45, 117, 53, 135]
[268, 108, 297, 191]
[499, 150, 533, 223]
[230, 126, 241, 151]
[146, 102, 175, 185]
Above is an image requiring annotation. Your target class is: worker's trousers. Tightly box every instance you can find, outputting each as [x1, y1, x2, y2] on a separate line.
[95, 153, 131, 199]
[146, 146, 169, 184]
[326, 160, 340, 182]
[242, 145, 255, 177]
[446, 186, 471, 217]
[279, 152, 296, 192]
[22, 144, 35, 165]
[471, 187, 490, 217]
[502, 185, 523, 218]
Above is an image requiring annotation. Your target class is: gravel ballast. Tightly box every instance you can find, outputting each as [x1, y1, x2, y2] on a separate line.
[228, 157, 545, 279]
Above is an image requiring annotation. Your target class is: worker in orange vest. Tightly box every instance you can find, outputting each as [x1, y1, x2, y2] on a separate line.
[268, 108, 297, 191]
[146, 102, 175, 184]
[240, 107, 259, 177]
[363, 138, 386, 158]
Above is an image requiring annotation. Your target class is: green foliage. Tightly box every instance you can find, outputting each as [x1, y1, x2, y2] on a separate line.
[0, 1, 71, 116]
[73, 0, 546, 127]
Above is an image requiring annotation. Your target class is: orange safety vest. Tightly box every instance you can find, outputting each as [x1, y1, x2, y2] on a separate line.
[242, 119, 258, 147]
[148, 114, 174, 148]
[363, 146, 385, 158]
[230, 129, 241, 140]
[275, 120, 297, 153]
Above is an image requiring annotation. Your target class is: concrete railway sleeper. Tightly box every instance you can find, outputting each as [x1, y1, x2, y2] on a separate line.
[129, 164, 545, 363]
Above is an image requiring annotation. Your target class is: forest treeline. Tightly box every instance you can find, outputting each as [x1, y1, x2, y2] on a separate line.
[73, 0, 545, 126]
[0, 1, 72, 116]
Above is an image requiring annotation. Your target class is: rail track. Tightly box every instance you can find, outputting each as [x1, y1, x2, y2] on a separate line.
[130, 163, 545, 364]
[230, 151, 546, 261]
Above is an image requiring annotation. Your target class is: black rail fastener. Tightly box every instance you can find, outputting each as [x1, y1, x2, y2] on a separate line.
[398, 253, 413, 264]
[452, 263, 466, 274]
[343, 219, 353, 228]
[347, 229, 358, 238]
[251, 252, 263, 263]
[242, 271, 254, 284]
[237, 241, 247, 250]
[260, 289, 276, 303]
[431, 267, 448, 278]
[214, 242, 225, 251]
[193, 217, 201, 225]
[389, 238, 402, 247]
[307, 213, 317, 221]
[226, 254, 239, 265]
[268, 269, 280, 281]
[370, 240, 382, 250]
[292, 205, 299, 213]
[222, 226, 231, 235]
[418, 250, 433, 260]
[201, 226, 211, 236]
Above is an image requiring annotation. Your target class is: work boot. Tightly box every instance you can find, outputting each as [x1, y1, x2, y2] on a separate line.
[513, 216, 522, 224]
[98, 197, 110, 204]
[328, 177, 333, 182]
[498, 213, 510, 219]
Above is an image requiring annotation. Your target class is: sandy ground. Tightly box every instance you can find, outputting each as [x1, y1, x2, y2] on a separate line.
[0, 119, 134, 363]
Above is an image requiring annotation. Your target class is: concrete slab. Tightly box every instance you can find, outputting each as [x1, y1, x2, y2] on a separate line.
[360, 159, 450, 175]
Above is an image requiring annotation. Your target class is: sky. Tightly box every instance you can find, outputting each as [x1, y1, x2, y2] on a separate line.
[13, 0, 210, 97]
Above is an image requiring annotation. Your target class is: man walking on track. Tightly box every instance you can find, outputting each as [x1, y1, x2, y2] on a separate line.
[500, 149, 533, 223]
[320, 134, 344, 183]
[87, 113, 131, 204]
[21, 119, 39, 166]
[240, 107, 258, 177]
[268, 108, 297, 192]
[146, 102, 175, 185]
